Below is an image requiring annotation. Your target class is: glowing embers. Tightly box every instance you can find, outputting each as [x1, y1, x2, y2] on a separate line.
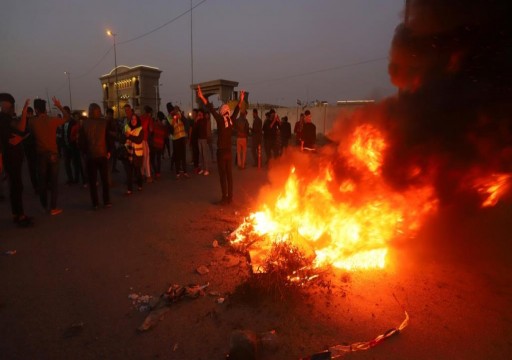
[231, 125, 438, 275]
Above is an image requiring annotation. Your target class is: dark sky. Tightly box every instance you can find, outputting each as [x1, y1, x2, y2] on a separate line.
[0, 0, 404, 112]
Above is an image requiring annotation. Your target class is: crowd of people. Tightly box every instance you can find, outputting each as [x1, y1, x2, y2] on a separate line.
[0, 91, 316, 227]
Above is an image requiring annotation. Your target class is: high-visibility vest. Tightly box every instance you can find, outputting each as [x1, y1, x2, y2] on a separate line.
[124, 125, 144, 157]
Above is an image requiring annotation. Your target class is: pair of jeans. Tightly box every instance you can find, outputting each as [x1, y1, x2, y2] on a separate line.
[236, 138, 247, 168]
[198, 139, 211, 171]
[64, 144, 84, 183]
[150, 149, 163, 174]
[251, 137, 262, 167]
[173, 137, 187, 174]
[123, 158, 143, 191]
[217, 149, 233, 200]
[86, 156, 110, 207]
[37, 152, 60, 210]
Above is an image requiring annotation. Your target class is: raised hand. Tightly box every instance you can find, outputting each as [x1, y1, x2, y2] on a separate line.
[52, 96, 62, 108]
[197, 85, 206, 104]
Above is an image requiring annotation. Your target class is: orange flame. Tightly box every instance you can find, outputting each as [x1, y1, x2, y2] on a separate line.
[474, 173, 511, 207]
[231, 124, 438, 272]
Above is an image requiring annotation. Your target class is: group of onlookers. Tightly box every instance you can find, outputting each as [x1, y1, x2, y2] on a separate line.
[1, 90, 317, 227]
[249, 107, 316, 167]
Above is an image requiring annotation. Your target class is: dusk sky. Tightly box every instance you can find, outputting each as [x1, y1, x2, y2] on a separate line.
[1, 0, 404, 112]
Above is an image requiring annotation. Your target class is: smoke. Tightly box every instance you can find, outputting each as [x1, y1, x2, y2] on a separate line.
[374, 0, 512, 204]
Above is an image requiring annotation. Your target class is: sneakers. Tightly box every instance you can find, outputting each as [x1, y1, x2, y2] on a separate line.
[198, 169, 204, 175]
[203, 170, 210, 176]
[182, 172, 190, 178]
[137, 186, 143, 191]
[124, 190, 133, 196]
[50, 208, 63, 216]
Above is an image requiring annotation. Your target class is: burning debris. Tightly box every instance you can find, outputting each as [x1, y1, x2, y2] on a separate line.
[229, 123, 438, 281]
[229, 0, 512, 284]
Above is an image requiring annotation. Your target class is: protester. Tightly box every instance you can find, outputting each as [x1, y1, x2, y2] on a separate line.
[250, 108, 262, 167]
[122, 104, 144, 195]
[262, 112, 272, 164]
[235, 109, 249, 169]
[294, 113, 305, 146]
[63, 106, 83, 185]
[105, 108, 120, 177]
[0, 94, 33, 227]
[79, 103, 112, 209]
[269, 109, 281, 158]
[263, 109, 280, 163]
[189, 109, 200, 173]
[23, 106, 38, 194]
[196, 109, 211, 175]
[302, 109, 316, 150]
[31, 97, 69, 215]
[205, 111, 214, 161]
[140, 105, 154, 183]
[165, 102, 175, 171]
[280, 116, 292, 153]
[197, 85, 244, 205]
[109, 108, 123, 173]
[168, 105, 189, 179]
[163, 104, 172, 160]
[150, 111, 169, 179]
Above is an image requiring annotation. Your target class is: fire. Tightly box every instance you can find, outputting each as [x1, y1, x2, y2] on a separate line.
[473, 173, 511, 208]
[349, 124, 387, 174]
[231, 124, 438, 274]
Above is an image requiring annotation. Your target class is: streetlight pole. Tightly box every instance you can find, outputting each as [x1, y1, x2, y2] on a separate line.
[107, 30, 120, 119]
[64, 71, 72, 110]
[190, 0, 194, 111]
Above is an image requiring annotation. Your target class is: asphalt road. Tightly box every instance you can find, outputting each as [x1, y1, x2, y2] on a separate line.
[1, 153, 511, 359]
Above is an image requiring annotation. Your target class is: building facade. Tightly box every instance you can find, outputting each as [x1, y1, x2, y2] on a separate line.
[99, 65, 162, 118]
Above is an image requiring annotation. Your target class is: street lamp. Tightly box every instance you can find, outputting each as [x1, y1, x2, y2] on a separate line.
[153, 83, 163, 113]
[64, 71, 72, 110]
[107, 29, 120, 119]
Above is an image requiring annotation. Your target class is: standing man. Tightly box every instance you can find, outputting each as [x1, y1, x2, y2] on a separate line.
[189, 109, 200, 174]
[294, 113, 305, 146]
[0, 94, 32, 226]
[31, 97, 69, 215]
[250, 108, 262, 167]
[235, 109, 249, 169]
[79, 103, 112, 210]
[197, 86, 244, 205]
[301, 110, 317, 150]
[140, 105, 154, 182]
[24, 106, 38, 194]
[168, 106, 189, 179]
[196, 109, 211, 175]
[280, 116, 292, 154]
